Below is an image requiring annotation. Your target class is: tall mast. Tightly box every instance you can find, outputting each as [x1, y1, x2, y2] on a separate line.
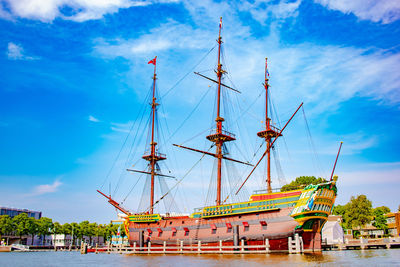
[257, 58, 281, 193]
[206, 17, 236, 206]
[174, 18, 246, 206]
[142, 56, 166, 214]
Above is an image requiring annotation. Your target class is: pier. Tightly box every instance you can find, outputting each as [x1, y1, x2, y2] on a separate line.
[88, 234, 305, 254]
[322, 238, 400, 251]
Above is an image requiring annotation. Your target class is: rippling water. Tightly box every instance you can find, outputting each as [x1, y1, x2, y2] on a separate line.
[1, 250, 399, 266]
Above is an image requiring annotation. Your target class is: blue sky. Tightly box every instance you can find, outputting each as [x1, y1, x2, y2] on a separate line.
[0, 0, 399, 223]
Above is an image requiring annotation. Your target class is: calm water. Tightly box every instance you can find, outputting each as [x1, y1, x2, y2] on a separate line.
[1, 250, 400, 266]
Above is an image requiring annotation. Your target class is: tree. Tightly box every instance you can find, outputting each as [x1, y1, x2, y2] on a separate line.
[104, 223, 119, 241]
[27, 217, 38, 245]
[372, 206, 390, 234]
[332, 204, 349, 229]
[281, 176, 327, 192]
[345, 195, 373, 231]
[70, 222, 80, 246]
[0, 215, 13, 244]
[79, 221, 90, 243]
[13, 213, 31, 242]
[37, 217, 53, 245]
[374, 206, 390, 214]
[53, 222, 63, 235]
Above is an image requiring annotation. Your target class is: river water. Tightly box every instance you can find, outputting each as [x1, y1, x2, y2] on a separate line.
[1, 250, 399, 266]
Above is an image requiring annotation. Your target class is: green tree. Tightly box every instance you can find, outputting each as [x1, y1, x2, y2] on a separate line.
[53, 222, 63, 234]
[13, 213, 32, 243]
[372, 206, 390, 234]
[345, 195, 373, 232]
[79, 220, 90, 243]
[332, 204, 349, 229]
[374, 206, 390, 214]
[87, 222, 97, 244]
[37, 217, 53, 245]
[0, 215, 14, 244]
[70, 222, 80, 246]
[104, 223, 119, 241]
[27, 217, 38, 245]
[281, 176, 327, 192]
[62, 223, 72, 235]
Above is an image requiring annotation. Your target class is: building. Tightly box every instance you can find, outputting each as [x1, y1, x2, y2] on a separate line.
[0, 207, 42, 219]
[26, 234, 104, 247]
[321, 215, 344, 244]
[386, 212, 400, 237]
[358, 212, 400, 238]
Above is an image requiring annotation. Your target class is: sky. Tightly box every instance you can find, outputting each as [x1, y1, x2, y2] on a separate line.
[0, 0, 399, 224]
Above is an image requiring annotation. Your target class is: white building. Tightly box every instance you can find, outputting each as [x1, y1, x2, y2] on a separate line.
[321, 215, 344, 244]
[26, 234, 104, 247]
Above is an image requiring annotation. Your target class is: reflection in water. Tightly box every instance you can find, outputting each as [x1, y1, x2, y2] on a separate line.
[0, 250, 399, 267]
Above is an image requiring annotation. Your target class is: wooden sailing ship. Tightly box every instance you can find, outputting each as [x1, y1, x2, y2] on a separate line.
[98, 18, 341, 253]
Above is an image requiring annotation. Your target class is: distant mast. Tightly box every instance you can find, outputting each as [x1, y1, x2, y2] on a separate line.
[142, 56, 166, 214]
[257, 58, 281, 193]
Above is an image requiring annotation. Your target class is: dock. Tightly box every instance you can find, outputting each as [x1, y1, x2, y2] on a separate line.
[87, 234, 305, 254]
[322, 238, 400, 251]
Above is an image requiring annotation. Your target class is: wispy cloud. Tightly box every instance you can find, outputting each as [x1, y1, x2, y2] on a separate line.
[239, 0, 302, 25]
[314, 0, 400, 24]
[6, 42, 37, 60]
[94, 20, 212, 59]
[88, 115, 100, 122]
[32, 179, 62, 196]
[110, 121, 131, 133]
[0, 0, 177, 22]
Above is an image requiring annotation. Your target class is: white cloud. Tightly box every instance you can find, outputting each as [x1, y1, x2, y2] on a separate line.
[88, 115, 100, 122]
[6, 42, 37, 60]
[314, 0, 400, 24]
[239, 0, 302, 25]
[94, 20, 212, 59]
[0, 0, 177, 22]
[32, 179, 62, 195]
[110, 121, 132, 133]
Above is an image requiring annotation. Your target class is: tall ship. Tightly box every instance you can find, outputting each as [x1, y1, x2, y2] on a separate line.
[98, 18, 341, 253]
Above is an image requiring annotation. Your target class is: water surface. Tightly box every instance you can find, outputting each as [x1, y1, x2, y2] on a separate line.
[1, 249, 399, 266]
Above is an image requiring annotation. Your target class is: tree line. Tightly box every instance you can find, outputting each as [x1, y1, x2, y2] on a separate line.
[0, 213, 126, 245]
[332, 194, 398, 237]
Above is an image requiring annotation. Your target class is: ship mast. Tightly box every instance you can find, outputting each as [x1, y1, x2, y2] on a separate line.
[174, 18, 253, 206]
[256, 58, 281, 193]
[204, 17, 235, 205]
[142, 56, 166, 214]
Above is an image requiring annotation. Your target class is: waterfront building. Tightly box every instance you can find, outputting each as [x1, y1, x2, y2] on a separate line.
[321, 215, 344, 245]
[0, 206, 41, 219]
[357, 212, 400, 238]
[26, 234, 104, 247]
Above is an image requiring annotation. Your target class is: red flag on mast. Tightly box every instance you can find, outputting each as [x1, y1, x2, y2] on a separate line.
[148, 56, 157, 65]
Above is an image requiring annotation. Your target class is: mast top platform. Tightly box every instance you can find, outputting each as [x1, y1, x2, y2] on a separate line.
[206, 129, 236, 143]
[257, 126, 282, 139]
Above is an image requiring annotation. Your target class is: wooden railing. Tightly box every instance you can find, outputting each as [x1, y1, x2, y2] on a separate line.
[103, 239, 271, 254]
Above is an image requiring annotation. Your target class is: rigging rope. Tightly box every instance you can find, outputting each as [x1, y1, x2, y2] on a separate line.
[302, 106, 327, 178]
[143, 148, 209, 213]
[99, 87, 150, 191]
[160, 45, 216, 100]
